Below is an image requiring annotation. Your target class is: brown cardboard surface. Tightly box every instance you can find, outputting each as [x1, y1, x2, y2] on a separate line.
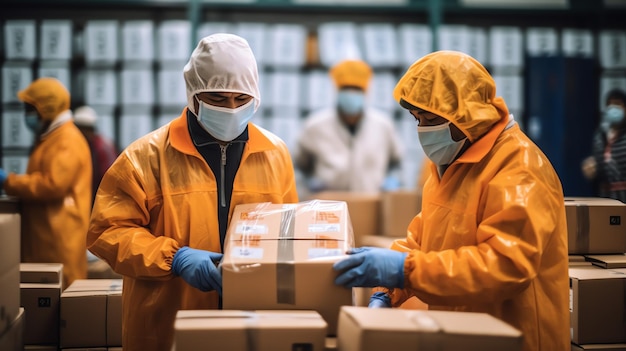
[565, 197, 626, 254]
[227, 201, 352, 242]
[60, 279, 123, 348]
[24, 346, 60, 350]
[0, 213, 20, 275]
[381, 190, 421, 237]
[223, 239, 353, 336]
[0, 266, 20, 333]
[569, 267, 626, 344]
[358, 235, 397, 249]
[0, 307, 24, 351]
[584, 254, 626, 269]
[311, 192, 381, 245]
[570, 255, 587, 262]
[572, 344, 626, 350]
[174, 310, 326, 351]
[20, 282, 62, 345]
[20, 263, 63, 285]
[337, 306, 522, 351]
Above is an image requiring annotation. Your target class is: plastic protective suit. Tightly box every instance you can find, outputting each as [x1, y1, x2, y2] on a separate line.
[379, 51, 570, 351]
[4, 77, 92, 288]
[86, 34, 298, 351]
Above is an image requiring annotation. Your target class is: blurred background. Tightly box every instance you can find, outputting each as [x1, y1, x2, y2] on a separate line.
[1, 0, 625, 197]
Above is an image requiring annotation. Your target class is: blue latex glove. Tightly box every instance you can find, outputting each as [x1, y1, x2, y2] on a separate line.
[171, 246, 223, 294]
[333, 247, 408, 288]
[368, 292, 392, 308]
[0, 168, 7, 187]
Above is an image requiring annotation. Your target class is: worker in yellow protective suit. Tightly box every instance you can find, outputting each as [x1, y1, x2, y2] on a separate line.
[0, 77, 92, 288]
[332, 51, 570, 351]
[86, 33, 298, 351]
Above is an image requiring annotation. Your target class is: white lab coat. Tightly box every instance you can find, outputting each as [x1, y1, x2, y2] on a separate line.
[295, 107, 403, 193]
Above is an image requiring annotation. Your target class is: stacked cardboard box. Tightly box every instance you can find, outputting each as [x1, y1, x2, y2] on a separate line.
[0, 197, 22, 350]
[222, 200, 354, 335]
[566, 197, 626, 349]
[20, 263, 63, 348]
[173, 310, 327, 351]
[337, 306, 523, 351]
[59, 279, 122, 349]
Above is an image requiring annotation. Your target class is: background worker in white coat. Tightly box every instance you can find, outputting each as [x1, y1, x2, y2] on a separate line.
[294, 59, 403, 194]
[86, 34, 298, 351]
[333, 51, 570, 351]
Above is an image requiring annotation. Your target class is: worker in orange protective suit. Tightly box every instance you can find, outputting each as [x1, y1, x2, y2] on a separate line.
[86, 33, 298, 351]
[0, 77, 92, 288]
[333, 51, 570, 351]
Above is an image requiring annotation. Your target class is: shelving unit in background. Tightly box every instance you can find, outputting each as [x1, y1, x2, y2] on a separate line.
[1, 0, 625, 194]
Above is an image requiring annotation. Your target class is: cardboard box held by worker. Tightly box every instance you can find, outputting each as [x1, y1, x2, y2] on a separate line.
[222, 200, 355, 336]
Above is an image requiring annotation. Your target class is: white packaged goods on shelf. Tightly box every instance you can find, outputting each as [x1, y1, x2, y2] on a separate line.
[526, 27, 559, 56]
[304, 70, 335, 111]
[84, 69, 117, 105]
[158, 69, 187, 107]
[197, 22, 232, 41]
[362, 23, 399, 68]
[95, 112, 116, 144]
[2, 155, 29, 175]
[4, 20, 36, 60]
[84, 20, 119, 65]
[156, 114, 176, 128]
[599, 30, 626, 69]
[119, 113, 154, 150]
[122, 20, 155, 62]
[157, 20, 190, 63]
[438, 25, 472, 55]
[269, 71, 301, 108]
[40, 20, 72, 60]
[493, 75, 523, 111]
[269, 24, 307, 68]
[234, 22, 268, 66]
[121, 68, 155, 105]
[489, 26, 524, 68]
[38, 61, 71, 91]
[264, 112, 301, 153]
[318, 22, 362, 67]
[561, 28, 594, 58]
[367, 71, 398, 113]
[469, 27, 489, 65]
[600, 75, 626, 110]
[397, 118, 421, 150]
[2, 63, 32, 104]
[397, 24, 432, 68]
[2, 110, 33, 148]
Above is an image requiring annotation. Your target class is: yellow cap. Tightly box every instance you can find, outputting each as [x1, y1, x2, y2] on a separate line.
[17, 77, 70, 121]
[329, 60, 372, 91]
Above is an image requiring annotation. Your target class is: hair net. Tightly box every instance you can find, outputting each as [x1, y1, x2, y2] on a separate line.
[393, 50, 509, 142]
[73, 106, 98, 127]
[17, 77, 71, 122]
[183, 33, 260, 114]
[330, 60, 373, 91]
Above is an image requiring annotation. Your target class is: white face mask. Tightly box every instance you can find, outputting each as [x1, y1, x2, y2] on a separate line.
[417, 122, 467, 166]
[196, 98, 255, 141]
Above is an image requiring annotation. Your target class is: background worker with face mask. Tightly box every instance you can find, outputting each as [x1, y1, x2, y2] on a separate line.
[294, 59, 404, 194]
[332, 50, 570, 351]
[0, 77, 92, 288]
[86, 33, 298, 351]
[581, 88, 626, 203]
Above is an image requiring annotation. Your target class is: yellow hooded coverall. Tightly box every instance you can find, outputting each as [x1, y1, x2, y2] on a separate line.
[86, 110, 298, 351]
[381, 51, 570, 351]
[4, 77, 92, 288]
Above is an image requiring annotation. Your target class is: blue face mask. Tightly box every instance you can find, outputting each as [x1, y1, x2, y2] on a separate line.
[337, 90, 365, 115]
[601, 105, 625, 131]
[24, 112, 41, 133]
[196, 99, 255, 141]
[417, 122, 467, 166]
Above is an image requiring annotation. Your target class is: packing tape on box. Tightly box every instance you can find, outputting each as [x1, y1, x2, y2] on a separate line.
[575, 204, 590, 254]
[276, 239, 295, 304]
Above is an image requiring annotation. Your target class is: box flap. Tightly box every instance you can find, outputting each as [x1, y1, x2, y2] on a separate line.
[585, 254, 626, 269]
